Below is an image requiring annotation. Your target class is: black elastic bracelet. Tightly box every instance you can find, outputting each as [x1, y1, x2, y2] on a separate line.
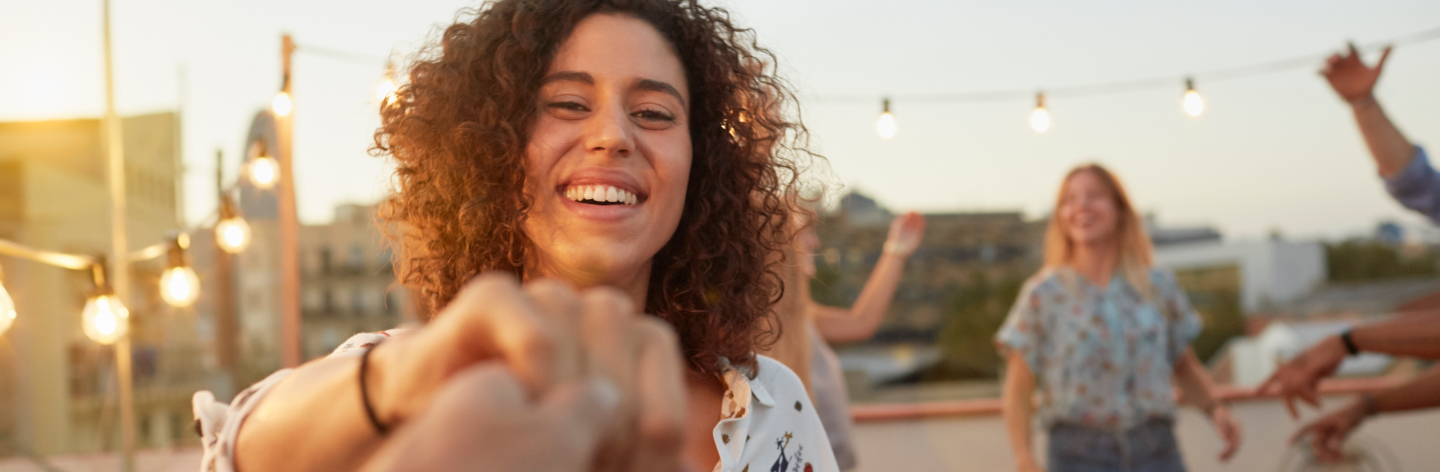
[359, 344, 390, 435]
[1340, 330, 1360, 356]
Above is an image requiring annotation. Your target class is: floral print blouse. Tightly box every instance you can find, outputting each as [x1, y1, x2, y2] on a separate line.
[192, 330, 838, 472]
[995, 266, 1202, 430]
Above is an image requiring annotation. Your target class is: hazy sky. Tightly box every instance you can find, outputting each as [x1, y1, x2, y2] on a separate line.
[4, 0, 1440, 241]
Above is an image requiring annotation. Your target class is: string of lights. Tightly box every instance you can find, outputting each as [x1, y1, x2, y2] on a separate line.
[813, 25, 1440, 137]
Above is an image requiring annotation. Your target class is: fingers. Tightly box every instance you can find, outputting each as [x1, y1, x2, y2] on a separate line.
[1346, 41, 1360, 60]
[578, 287, 641, 472]
[1221, 424, 1240, 462]
[539, 377, 624, 462]
[524, 279, 586, 384]
[627, 318, 689, 472]
[1282, 394, 1299, 420]
[1376, 45, 1392, 72]
[441, 273, 568, 395]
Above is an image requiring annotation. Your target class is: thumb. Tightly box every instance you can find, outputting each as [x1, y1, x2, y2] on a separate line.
[540, 378, 623, 452]
[1376, 45, 1393, 72]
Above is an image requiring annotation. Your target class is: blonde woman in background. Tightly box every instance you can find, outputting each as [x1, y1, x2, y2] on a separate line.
[995, 164, 1241, 472]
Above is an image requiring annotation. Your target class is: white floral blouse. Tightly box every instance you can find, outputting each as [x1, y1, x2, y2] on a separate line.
[192, 330, 838, 472]
[995, 267, 1203, 430]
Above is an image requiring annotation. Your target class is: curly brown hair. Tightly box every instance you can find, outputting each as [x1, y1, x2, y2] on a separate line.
[372, 0, 819, 374]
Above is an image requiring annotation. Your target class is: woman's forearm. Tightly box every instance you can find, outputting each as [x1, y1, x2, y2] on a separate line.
[1173, 349, 1221, 414]
[1002, 354, 1038, 466]
[1349, 315, 1440, 359]
[1373, 364, 1440, 414]
[814, 252, 908, 343]
[1350, 96, 1415, 178]
[235, 353, 386, 472]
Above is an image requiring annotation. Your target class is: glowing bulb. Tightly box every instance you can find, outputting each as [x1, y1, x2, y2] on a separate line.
[1030, 92, 1050, 133]
[1182, 78, 1204, 117]
[875, 98, 896, 139]
[876, 113, 896, 139]
[248, 156, 279, 189]
[272, 91, 293, 117]
[160, 266, 201, 308]
[0, 282, 14, 337]
[82, 294, 129, 345]
[216, 217, 252, 254]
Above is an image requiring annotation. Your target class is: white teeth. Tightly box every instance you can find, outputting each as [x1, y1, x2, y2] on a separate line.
[564, 184, 641, 205]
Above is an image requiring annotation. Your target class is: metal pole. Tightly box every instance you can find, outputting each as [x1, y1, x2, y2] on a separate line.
[277, 34, 302, 367]
[214, 150, 241, 393]
[100, 0, 137, 469]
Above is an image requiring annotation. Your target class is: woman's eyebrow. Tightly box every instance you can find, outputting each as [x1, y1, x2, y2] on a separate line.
[541, 71, 594, 85]
[633, 78, 687, 109]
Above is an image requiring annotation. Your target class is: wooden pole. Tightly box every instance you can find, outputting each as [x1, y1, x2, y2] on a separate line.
[100, 0, 137, 469]
[277, 34, 302, 367]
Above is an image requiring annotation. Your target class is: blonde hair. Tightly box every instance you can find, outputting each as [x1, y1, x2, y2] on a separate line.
[1043, 163, 1156, 298]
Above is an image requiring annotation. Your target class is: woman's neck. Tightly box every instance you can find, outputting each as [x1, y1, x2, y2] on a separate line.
[1071, 240, 1118, 288]
[525, 258, 652, 309]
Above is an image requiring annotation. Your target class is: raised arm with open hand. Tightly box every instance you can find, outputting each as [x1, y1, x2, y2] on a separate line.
[1322, 43, 1390, 103]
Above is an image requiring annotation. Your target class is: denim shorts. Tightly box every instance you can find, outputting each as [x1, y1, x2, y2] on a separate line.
[1047, 418, 1187, 472]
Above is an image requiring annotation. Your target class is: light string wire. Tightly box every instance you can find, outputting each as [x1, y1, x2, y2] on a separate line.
[810, 25, 1440, 105]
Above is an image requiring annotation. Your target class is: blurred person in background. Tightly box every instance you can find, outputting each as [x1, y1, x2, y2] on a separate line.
[995, 164, 1241, 472]
[764, 205, 924, 471]
[191, 1, 841, 471]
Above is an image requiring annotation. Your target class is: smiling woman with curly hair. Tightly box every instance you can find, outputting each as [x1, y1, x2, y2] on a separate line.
[189, 1, 837, 471]
[379, 0, 806, 376]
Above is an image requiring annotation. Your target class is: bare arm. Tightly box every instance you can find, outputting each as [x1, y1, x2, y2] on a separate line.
[1001, 352, 1042, 472]
[1322, 44, 1414, 178]
[1172, 349, 1241, 462]
[813, 212, 924, 344]
[811, 251, 909, 343]
[1261, 314, 1440, 417]
[235, 275, 587, 472]
[1349, 314, 1440, 358]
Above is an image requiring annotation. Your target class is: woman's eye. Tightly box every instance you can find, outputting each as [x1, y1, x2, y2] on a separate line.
[632, 109, 676, 123]
[547, 101, 590, 113]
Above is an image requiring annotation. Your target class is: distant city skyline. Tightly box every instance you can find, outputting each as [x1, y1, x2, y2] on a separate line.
[4, 0, 1440, 240]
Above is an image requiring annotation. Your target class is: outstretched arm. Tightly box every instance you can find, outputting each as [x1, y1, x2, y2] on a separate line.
[1322, 43, 1413, 177]
[1260, 314, 1440, 417]
[813, 212, 924, 343]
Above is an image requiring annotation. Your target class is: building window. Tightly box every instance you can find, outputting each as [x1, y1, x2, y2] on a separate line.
[348, 245, 365, 272]
[320, 247, 333, 275]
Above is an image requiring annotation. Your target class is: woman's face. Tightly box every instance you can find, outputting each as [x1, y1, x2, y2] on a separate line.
[1059, 170, 1120, 249]
[523, 13, 692, 285]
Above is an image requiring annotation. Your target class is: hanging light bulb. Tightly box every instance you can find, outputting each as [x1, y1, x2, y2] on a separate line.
[216, 198, 252, 254]
[248, 154, 279, 189]
[82, 260, 127, 345]
[1182, 77, 1204, 117]
[875, 97, 896, 139]
[272, 91, 293, 117]
[377, 62, 399, 105]
[83, 294, 129, 345]
[160, 234, 200, 308]
[1030, 92, 1050, 133]
[0, 266, 15, 337]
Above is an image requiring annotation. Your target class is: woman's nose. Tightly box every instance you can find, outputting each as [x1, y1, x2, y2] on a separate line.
[584, 106, 633, 159]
